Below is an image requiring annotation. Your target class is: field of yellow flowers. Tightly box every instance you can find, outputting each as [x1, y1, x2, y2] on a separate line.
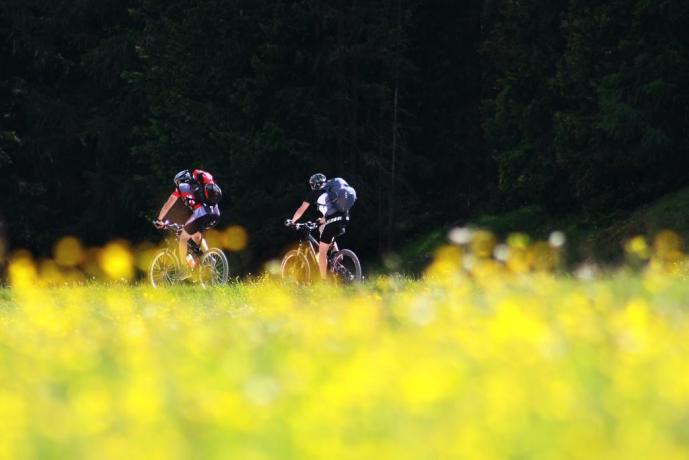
[2, 232, 689, 459]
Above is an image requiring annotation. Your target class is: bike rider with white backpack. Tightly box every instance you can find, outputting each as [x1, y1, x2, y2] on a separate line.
[287, 173, 356, 280]
[155, 169, 222, 279]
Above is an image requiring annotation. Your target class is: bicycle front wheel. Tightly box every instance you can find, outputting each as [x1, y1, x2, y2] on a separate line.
[281, 250, 311, 284]
[149, 250, 179, 288]
[199, 248, 229, 287]
[331, 249, 362, 284]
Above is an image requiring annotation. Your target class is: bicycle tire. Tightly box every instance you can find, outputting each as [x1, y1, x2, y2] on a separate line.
[149, 250, 179, 288]
[281, 250, 311, 284]
[199, 248, 229, 287]
[331, 249, 362, 284]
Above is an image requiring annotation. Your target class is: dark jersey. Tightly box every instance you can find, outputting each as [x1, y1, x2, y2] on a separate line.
[304, 189, 324, 208]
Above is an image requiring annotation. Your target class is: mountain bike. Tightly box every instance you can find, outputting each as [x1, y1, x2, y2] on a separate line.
[149, 221, 229, 288]
[281, 220, 362, 284]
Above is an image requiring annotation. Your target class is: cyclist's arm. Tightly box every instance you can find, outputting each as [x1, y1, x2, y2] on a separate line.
[291, 201, 310, 222]
[157, 193, 179, 221]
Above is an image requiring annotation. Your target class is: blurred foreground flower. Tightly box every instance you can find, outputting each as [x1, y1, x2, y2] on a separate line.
[53, 236, 85, 268]
[653, 230, 683, 263]
[7, 250, 37, 289]
[448, 227, 474, 245]
[223, 225, 249, 252]
[625, 235, 650, 260]
[99, 240, 134, 280]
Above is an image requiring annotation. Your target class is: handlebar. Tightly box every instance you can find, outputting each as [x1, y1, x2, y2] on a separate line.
[285, 220, 319, 231]
[153, 220, 184, 233]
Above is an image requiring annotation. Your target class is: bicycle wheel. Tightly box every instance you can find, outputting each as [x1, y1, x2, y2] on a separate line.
[149, 250, 179, 288]
[281, 249, 311, 284]
[199, 248, 229, 287]
[331, 249, 362, 284]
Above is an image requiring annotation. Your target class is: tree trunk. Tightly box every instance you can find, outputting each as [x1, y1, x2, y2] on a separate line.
[387, 0, 402, 251]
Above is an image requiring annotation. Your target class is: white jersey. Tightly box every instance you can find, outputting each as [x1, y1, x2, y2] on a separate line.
[305, 188, 339, 217]
[316, 192, 330, 216]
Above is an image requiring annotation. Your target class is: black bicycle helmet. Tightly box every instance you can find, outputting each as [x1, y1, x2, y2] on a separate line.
[309, 173, 327, 190]
[174, 169, 193, 186]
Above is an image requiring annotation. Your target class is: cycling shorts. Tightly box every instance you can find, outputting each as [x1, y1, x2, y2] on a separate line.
[184, 205, 220, 234]
[320, 219, 347, 244]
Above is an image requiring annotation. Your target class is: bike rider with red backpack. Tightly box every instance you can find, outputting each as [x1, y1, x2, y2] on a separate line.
[155, 169, 222, 278]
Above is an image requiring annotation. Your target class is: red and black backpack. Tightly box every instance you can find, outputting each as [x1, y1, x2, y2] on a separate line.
[192, 169, 223, 205]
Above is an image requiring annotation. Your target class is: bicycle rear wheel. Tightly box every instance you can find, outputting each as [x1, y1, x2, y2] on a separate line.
[149, 250, 179, 288]
[281, 250, 311, 284]
[199, 248, 229, 287]
[331, 249, 362, 284]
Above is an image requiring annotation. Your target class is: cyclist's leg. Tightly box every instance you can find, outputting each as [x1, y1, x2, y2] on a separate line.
[199, 234, 209, 252]
[183, 207, 219, 251]
[319, 222, 344, 279]
[188, 231, 205, 252]
[196, 214, 219, 252]
[178, 229, 193, 267]
[318, 241, 331, 280]
[190, 207, 219, 253]
[326, 222, 347, 255]
[181, 209, 205, 266]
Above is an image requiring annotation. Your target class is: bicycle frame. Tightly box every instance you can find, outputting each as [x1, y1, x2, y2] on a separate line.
[291, 222, 341, 270]
[160, 223, 204, 259]
[151, 220, 230, 287]
[282, 220, 361, 284]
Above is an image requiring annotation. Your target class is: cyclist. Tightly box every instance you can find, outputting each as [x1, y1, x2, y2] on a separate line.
[287, 173, 349, 280]
[155, 169, 220, 278]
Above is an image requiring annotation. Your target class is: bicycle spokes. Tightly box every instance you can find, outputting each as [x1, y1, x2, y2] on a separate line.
[333, 260, 354, 282]
[150, 251, 179, 287]
[199, 249, 229, 287]
[281, 250, 311, 284]
[330, 250, 362, 284]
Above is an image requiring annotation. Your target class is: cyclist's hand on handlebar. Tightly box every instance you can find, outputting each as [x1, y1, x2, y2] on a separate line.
[284, 218, 294, 227]
[317, 217, 325, 225]
[154, 219, 166, 229]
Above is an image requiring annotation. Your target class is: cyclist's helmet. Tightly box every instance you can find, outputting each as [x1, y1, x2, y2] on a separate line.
[174, 169, 193, 187]
[309, 173, 327, 190]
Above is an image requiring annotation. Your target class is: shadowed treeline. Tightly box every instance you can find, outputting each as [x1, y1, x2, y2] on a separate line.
[2, 0, 688, 270]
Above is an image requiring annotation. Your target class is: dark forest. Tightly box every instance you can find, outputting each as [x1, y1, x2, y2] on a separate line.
[2, 0, 689, 271]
